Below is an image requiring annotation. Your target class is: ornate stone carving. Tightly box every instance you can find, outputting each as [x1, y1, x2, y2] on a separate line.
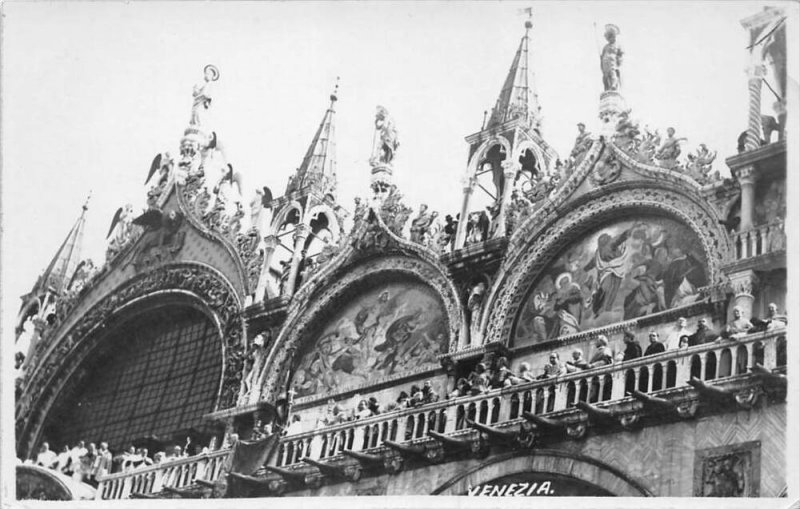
[682, 144, 720, 186]
[378, 186, 413, 236]
[235, 227, 264, 293]
[16, 263, 243, 459]
[566, 423, 587, 439]
[693, 441, 761, 497]
[589, 147, 622, 187]
[131, 210, 187, 270]
[675, 399, 699, 419]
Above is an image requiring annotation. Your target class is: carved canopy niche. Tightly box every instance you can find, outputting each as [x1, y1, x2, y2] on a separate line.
[513, 215, 708, 347]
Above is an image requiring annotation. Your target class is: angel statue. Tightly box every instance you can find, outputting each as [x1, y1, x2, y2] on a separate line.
[371, 105, 399, 165]
[214, 163, 245, 214]
[600, 24, 623, 92]
[105, 204, 136, 261]
[190, 64, 220, 126]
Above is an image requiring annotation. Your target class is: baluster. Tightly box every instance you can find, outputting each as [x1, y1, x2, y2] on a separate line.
[307, 434, 322, 459]
[498, 393, 512, 422]
[749, 230, 758, 258]
[152, 467, 165, 493]
[551, 383, 567, 410]
[352, 425, 365, 451]
[764, 335, 778, 368]
[646, 367, 654, 393]
[609, 371, 626, 400]
[120, 475, 132, 499]
[444, 404, 459, 433]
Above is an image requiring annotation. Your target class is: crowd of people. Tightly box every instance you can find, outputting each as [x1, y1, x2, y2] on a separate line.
[26, 436, 221, 486]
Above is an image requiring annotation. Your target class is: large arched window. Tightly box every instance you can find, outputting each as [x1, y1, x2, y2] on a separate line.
[40, 306, 222, 451]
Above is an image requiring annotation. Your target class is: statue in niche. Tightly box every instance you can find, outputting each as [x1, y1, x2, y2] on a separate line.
[600, 24, 623, 92]
[371, 105, 399, 165]
[190, 65, 219, 126]
[467, 281, 487, 343]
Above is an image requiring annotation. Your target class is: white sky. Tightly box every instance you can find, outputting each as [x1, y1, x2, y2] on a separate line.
[0, 1, 787, 339]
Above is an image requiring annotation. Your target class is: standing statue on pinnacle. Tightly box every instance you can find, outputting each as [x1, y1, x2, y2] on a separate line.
[600, 25, 623, 92]
[371, 105, 399, 165]
[190, 65, 220, 126]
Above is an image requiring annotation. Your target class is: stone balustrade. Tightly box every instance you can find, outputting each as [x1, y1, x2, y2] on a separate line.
[732, 221, 785, 260]
[276, 329, 785, 467]
[93, 330, 784, 499]
[96, 448, 229, 500]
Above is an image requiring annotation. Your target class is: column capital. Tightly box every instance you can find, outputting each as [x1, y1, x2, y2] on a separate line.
[728, 269, 759, 297]
[745, 64, 766, 80]
[293, 223, 311, 240]
[263, 235, 279, 250]
[734, 165, 755, 185]
[501, 160, 521, 176]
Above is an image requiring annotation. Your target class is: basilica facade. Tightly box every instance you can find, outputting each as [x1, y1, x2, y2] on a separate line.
[14, 7, 788, 501]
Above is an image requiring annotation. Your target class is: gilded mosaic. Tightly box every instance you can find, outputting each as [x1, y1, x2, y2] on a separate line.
[514, 216, 707, 346]
[292, 282, 448, 397]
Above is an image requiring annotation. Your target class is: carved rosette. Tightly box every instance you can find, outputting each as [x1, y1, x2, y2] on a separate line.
[15, 263, 244, 459]
[483, 185, 732, 345]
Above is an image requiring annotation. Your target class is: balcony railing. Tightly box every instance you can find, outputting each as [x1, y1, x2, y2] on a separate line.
[276, 329, 785, 467]
[733, 221, 785, 260]
[96, 448, 229, 500]
[94, 330, 785, 498]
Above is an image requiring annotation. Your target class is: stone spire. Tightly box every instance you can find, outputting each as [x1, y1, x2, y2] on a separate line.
[486, 18, 542, 131]
[34, 196, 89, 298]
[286, 79, 339, 197]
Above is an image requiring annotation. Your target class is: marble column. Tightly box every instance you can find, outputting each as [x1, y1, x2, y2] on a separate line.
[254, 235, 278, 301]
[284, 224, 310, 297]
[736, 165, 756, 231]
[454, 177, 477, 249]
[493, 160, 521, 238]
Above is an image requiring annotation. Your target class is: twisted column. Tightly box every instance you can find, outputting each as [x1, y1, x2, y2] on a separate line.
[744, 65, 765, 151]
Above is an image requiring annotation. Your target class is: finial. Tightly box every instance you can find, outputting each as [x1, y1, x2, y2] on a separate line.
[520, 7, 533, 30]
[82, 191, 92, 211]
[330, 76, 340, 103]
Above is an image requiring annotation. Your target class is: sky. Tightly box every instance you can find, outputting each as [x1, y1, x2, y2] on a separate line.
[0, 1, 792, 341]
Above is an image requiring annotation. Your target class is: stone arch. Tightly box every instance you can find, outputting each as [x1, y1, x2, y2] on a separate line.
[305, 203, 342, 240]
[271, 201, 304, 232]
[466, 135, 513, 180]
[481, 184, 732, 344]
[432, 449, 653, 496]
[15, 263, 244, 459]
[252, 254, 464, 405]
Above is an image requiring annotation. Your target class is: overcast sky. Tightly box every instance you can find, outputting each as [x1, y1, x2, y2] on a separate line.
[1, 1, 793, 340]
